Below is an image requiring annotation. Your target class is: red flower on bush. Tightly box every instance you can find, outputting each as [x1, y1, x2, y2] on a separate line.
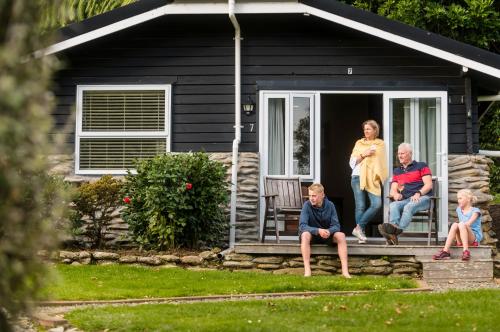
[123, 196, 131, 204]
[185, 183, 193, 191]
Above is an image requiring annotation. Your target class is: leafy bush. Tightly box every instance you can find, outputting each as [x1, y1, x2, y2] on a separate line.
[72, 175, 122, 248]
[0, 1, 66, 329]
[122, 152, 229, 250]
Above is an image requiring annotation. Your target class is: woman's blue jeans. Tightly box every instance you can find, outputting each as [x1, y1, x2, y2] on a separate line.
[351, 176, 382, 231]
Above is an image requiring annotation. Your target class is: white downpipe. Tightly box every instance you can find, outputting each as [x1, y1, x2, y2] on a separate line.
[229, 0, 241, 248]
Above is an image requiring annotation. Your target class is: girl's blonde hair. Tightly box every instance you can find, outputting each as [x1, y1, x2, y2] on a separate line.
[457, 189, 477, 204]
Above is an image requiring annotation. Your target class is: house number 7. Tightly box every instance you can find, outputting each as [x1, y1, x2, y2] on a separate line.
[249, 123, 255, 132]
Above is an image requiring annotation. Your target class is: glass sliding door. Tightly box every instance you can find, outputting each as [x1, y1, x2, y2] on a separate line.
[384, 92, 448, 238]
[260, 92, 317, 239]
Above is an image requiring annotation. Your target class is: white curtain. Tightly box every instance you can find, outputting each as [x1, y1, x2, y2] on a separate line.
[268, 98, 285, 175]
[419, 99, 437, 175]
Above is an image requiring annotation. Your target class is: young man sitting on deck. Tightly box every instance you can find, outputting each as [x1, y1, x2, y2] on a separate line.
[299, 183, 351, 278]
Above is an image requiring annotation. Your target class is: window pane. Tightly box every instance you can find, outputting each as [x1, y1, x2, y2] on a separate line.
[391, 99, 411, 166]
[419, 98, 440, 175]
[292, 97, 310, 175]
[268, 98, 285, 175]
[79, 138, 166, 170]
[82, 90, 165, 132]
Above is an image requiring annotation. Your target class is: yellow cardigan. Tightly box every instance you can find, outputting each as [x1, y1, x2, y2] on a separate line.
[351, 138, 388, 196]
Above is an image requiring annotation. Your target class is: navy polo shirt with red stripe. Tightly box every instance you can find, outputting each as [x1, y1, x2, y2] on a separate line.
[392, 161, 432, 199]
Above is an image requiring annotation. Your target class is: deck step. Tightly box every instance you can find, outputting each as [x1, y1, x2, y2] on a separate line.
[418, 257, 493, 284]
[235, 243, 492, 259]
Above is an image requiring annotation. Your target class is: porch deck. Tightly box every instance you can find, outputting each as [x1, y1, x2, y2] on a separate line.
[235, 242, 493, 259]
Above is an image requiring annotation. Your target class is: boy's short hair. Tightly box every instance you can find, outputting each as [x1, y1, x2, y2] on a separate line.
[308, 183, 324, 194]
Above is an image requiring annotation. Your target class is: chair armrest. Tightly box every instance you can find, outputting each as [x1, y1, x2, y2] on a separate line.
[262, 194, 278, 198]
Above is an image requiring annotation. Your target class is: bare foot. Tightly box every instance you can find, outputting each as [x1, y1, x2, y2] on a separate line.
[342, 272, 352, 279]
[304, 268, 311, 277]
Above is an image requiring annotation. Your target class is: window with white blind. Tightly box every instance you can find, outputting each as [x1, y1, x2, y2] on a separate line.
[76, 85, 171, 174]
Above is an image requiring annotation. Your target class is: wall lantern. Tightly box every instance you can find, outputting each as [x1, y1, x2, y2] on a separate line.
[242, 96, 255, 116]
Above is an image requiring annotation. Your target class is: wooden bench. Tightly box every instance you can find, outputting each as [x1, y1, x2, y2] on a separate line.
[261, 176, 303, 243]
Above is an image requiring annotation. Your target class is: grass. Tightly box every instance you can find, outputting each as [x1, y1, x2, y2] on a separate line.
[492, 193, 500, 204]
[65, 289, 500, 331]
[41, 264, 417, 301]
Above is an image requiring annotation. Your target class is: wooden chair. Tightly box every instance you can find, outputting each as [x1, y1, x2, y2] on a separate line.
[387, 178, 439, 245]
[261, 176, 304, 243]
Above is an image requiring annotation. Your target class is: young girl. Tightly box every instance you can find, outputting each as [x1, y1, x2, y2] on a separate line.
[433, 189, 482, 261]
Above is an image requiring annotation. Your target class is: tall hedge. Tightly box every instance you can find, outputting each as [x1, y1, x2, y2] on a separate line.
[0, 1, 67, 330]
[122, 152, 229, 250]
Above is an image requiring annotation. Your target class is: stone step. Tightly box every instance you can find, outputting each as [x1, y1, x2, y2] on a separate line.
[418, 258, 493, 283]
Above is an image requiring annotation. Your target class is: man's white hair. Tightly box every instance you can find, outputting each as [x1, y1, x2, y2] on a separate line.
[398, 142, 413, 155]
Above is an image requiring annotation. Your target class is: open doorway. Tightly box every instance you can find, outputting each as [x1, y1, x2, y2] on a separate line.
[321, 94, 383, 236]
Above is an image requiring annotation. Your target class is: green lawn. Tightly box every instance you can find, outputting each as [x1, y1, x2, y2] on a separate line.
[41, 264, 417, 300]
[65, 289, 500, 331]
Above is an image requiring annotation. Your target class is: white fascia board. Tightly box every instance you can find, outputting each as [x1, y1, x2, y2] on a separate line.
[302, 4, 500, 79]
[39, 6, 169, 56]
[38, 2, 302, 56]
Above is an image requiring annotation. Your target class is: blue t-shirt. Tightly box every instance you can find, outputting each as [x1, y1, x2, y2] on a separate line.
[456, 207, 482, 242]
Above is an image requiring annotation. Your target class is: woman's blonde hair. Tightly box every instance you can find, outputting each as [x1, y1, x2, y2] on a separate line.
[362, 119, 380, 138]
[457, 189, 477, 204]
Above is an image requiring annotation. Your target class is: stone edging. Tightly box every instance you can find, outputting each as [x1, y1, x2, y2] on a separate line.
[45, 249, 424, 277]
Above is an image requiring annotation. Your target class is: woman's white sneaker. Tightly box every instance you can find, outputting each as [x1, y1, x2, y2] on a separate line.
[352, 227, 367, 243]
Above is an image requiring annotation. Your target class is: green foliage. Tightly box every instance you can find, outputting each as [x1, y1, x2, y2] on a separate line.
[122, 152, 229, 250]
[479, 105, 500, 195]
[346, 0, 500, 52]
[0, 1, 67, 330]
[294, 115, 311, 174]
[72, 175, 123, 248]
[40, 0, 136, 31]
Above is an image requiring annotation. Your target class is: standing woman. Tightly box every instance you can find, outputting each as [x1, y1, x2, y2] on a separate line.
[349, 120, 388, 243]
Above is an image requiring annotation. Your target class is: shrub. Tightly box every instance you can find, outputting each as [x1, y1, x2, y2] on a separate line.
[122, 152, 229, 250]
[72, 175, 122, 248]
[0, 1, 65, 330]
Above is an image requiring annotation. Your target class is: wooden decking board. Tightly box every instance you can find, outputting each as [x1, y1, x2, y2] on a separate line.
[234, 243, 492, 259]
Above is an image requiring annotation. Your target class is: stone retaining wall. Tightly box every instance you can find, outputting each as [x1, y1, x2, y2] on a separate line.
[48, 249, 423, 277]
[448, 155, 497, 249]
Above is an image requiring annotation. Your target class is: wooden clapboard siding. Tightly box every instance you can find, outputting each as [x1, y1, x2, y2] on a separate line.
[52, 13, 478, 154]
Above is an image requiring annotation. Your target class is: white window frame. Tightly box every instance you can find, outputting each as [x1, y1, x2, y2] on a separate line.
[383, 91, 448, 239]
[260, 91, 319, 181]
[75, 84, 171, 175]
[259, 89, 448, 242]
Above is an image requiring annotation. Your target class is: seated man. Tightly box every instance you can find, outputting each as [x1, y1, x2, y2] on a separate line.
[378, 143, 433, 245]
[299, 183, 351, 278]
